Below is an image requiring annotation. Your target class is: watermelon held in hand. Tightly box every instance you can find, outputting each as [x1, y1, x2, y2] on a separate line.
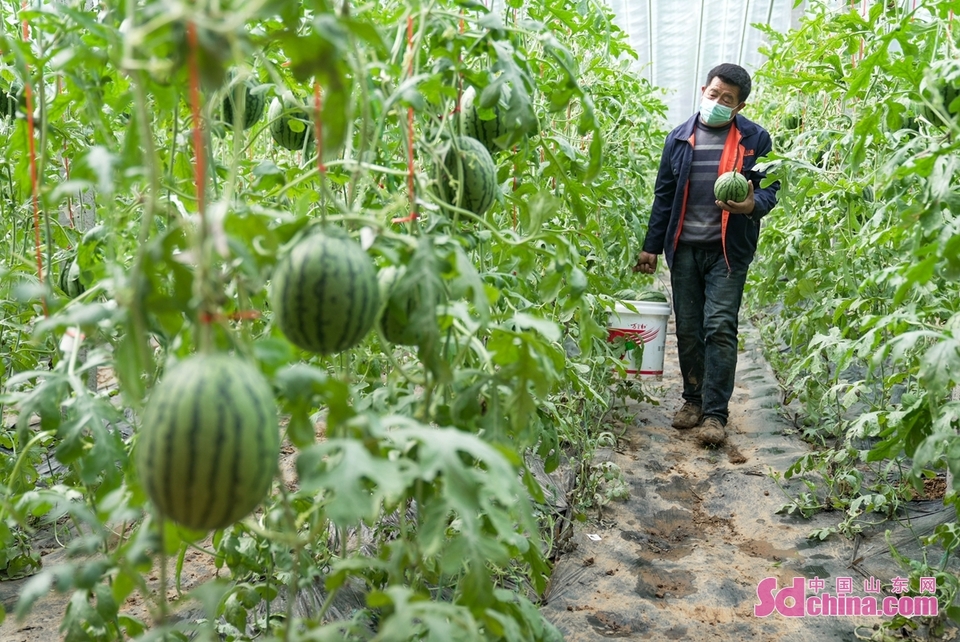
[437, 136, 498, 217]
[635, 289, 668, 303]
[135, 354, 280, 532]
[714, 171, 749, 203]
[222, 78, 266, 130]
[268, 94, 313, 151]
[270, 229, 380, 355]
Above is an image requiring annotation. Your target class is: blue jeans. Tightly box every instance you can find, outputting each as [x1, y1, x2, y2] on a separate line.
[670, 243, 748, 424]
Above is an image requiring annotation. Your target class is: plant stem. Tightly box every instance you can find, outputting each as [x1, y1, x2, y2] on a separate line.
[157, 517, 169, 627]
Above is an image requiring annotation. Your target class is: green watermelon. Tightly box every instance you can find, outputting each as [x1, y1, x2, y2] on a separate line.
[377, 265, 433, 346]
[437, 136, 498, 217]
[460, 86, 508, 154]
[268, 95, 313, 151]
[1, 83, 23, 119]
[635, 289, 668, 303]
[58, 257, 85, 298]
[861, 185, 875, 203]
[885, 106, 918, 133]
[615, 289, 668, 303]
[902, 113, 919, 132]
[222, 78, 266, 130]
[922, 82, 960, 127]
[270, 230, 380, 354]
[136, 354, 279, 532]
[714, 171, 749, 203]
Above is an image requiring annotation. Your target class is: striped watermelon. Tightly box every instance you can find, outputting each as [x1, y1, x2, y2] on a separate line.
[714, 171, 749, 203]
[922, 82, 960, 127]
[783, 113, 801, 130]
[268, 95, 313, 151]
[1, 83, 20, 119]
[222, 78, 266, 130]
[58, 257, 85, 298]
[136, 354, 279, 531]
[270, 229, 380, 354]
[437, 136, 498, 217]
[378, 265, 432, 346]
[460, 86, 508, 154]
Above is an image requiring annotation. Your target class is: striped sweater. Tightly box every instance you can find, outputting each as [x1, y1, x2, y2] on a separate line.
[678, 118, 732, 247]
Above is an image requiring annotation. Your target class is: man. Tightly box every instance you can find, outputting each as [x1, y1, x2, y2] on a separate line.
[634, 63, 779, 447]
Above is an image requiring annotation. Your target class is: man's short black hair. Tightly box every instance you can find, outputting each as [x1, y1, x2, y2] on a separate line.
[706, 63, 752, 103]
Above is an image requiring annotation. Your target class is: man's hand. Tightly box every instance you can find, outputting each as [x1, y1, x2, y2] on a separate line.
[633, 251, 658, 274]
[716, 179, 755, 214]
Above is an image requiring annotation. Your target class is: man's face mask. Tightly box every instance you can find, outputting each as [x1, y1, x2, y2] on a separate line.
[699, 97, 734, 126]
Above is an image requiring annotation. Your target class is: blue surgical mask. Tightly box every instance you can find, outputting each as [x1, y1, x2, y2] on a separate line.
[700, 97, 734, 126]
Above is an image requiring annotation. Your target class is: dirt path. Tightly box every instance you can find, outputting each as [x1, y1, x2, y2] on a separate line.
[541, 321, 959, 641]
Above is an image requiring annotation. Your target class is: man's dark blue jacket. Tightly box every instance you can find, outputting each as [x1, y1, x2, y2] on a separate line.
[641, 112, 779, 271]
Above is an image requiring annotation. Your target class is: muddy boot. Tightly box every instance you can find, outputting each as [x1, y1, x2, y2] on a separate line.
[672, 402, 703, 430]
[697, 416, 727, 446]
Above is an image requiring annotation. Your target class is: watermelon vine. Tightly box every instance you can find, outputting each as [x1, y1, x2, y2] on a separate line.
[0, 0, 666, 639]
[748, 0, 960, 628]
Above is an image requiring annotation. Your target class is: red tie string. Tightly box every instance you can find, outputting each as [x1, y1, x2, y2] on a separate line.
[23, 1, 46, 315]
[186, 22, 206, 218]
[392, 14, 418, 224]
[313, 81, 326, 178]
[199, 310, 262, 324]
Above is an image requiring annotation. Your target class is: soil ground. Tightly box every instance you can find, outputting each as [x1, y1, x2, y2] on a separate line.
[540, 320, 959, 641]
[1, 319, 957, 641]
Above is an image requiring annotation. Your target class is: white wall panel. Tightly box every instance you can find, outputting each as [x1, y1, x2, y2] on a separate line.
[607, 0, 805, 125]
[486, 1, 908, 126]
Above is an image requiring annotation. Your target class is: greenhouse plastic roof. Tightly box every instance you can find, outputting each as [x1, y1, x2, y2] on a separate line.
[604, 0, 829, 126]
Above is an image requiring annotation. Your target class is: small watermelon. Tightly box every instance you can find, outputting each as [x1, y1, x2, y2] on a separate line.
[270, 229, 380, 355]
[1, 91, 16, 119]
[377, 265, 434, 347]
[136, 354, 279, 532]
[58, 257, 85, 298]
[714, 171, 749, 203]
[222, 78, 266, 130]
[460, 86, 509, 154]
[1, 83, 23, 119]
[923, 82, 960, 127]
[437, 136, 498, 217]
[268, 94, 313, 151]
[635, 289, 669, 303]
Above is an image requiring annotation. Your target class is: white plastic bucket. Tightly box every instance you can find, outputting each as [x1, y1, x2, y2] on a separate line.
[608, 300, 671, 377]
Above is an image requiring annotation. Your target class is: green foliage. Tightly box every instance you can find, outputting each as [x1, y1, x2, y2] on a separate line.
[0, 0, 666, 639]
[749, 0, 960, 623]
